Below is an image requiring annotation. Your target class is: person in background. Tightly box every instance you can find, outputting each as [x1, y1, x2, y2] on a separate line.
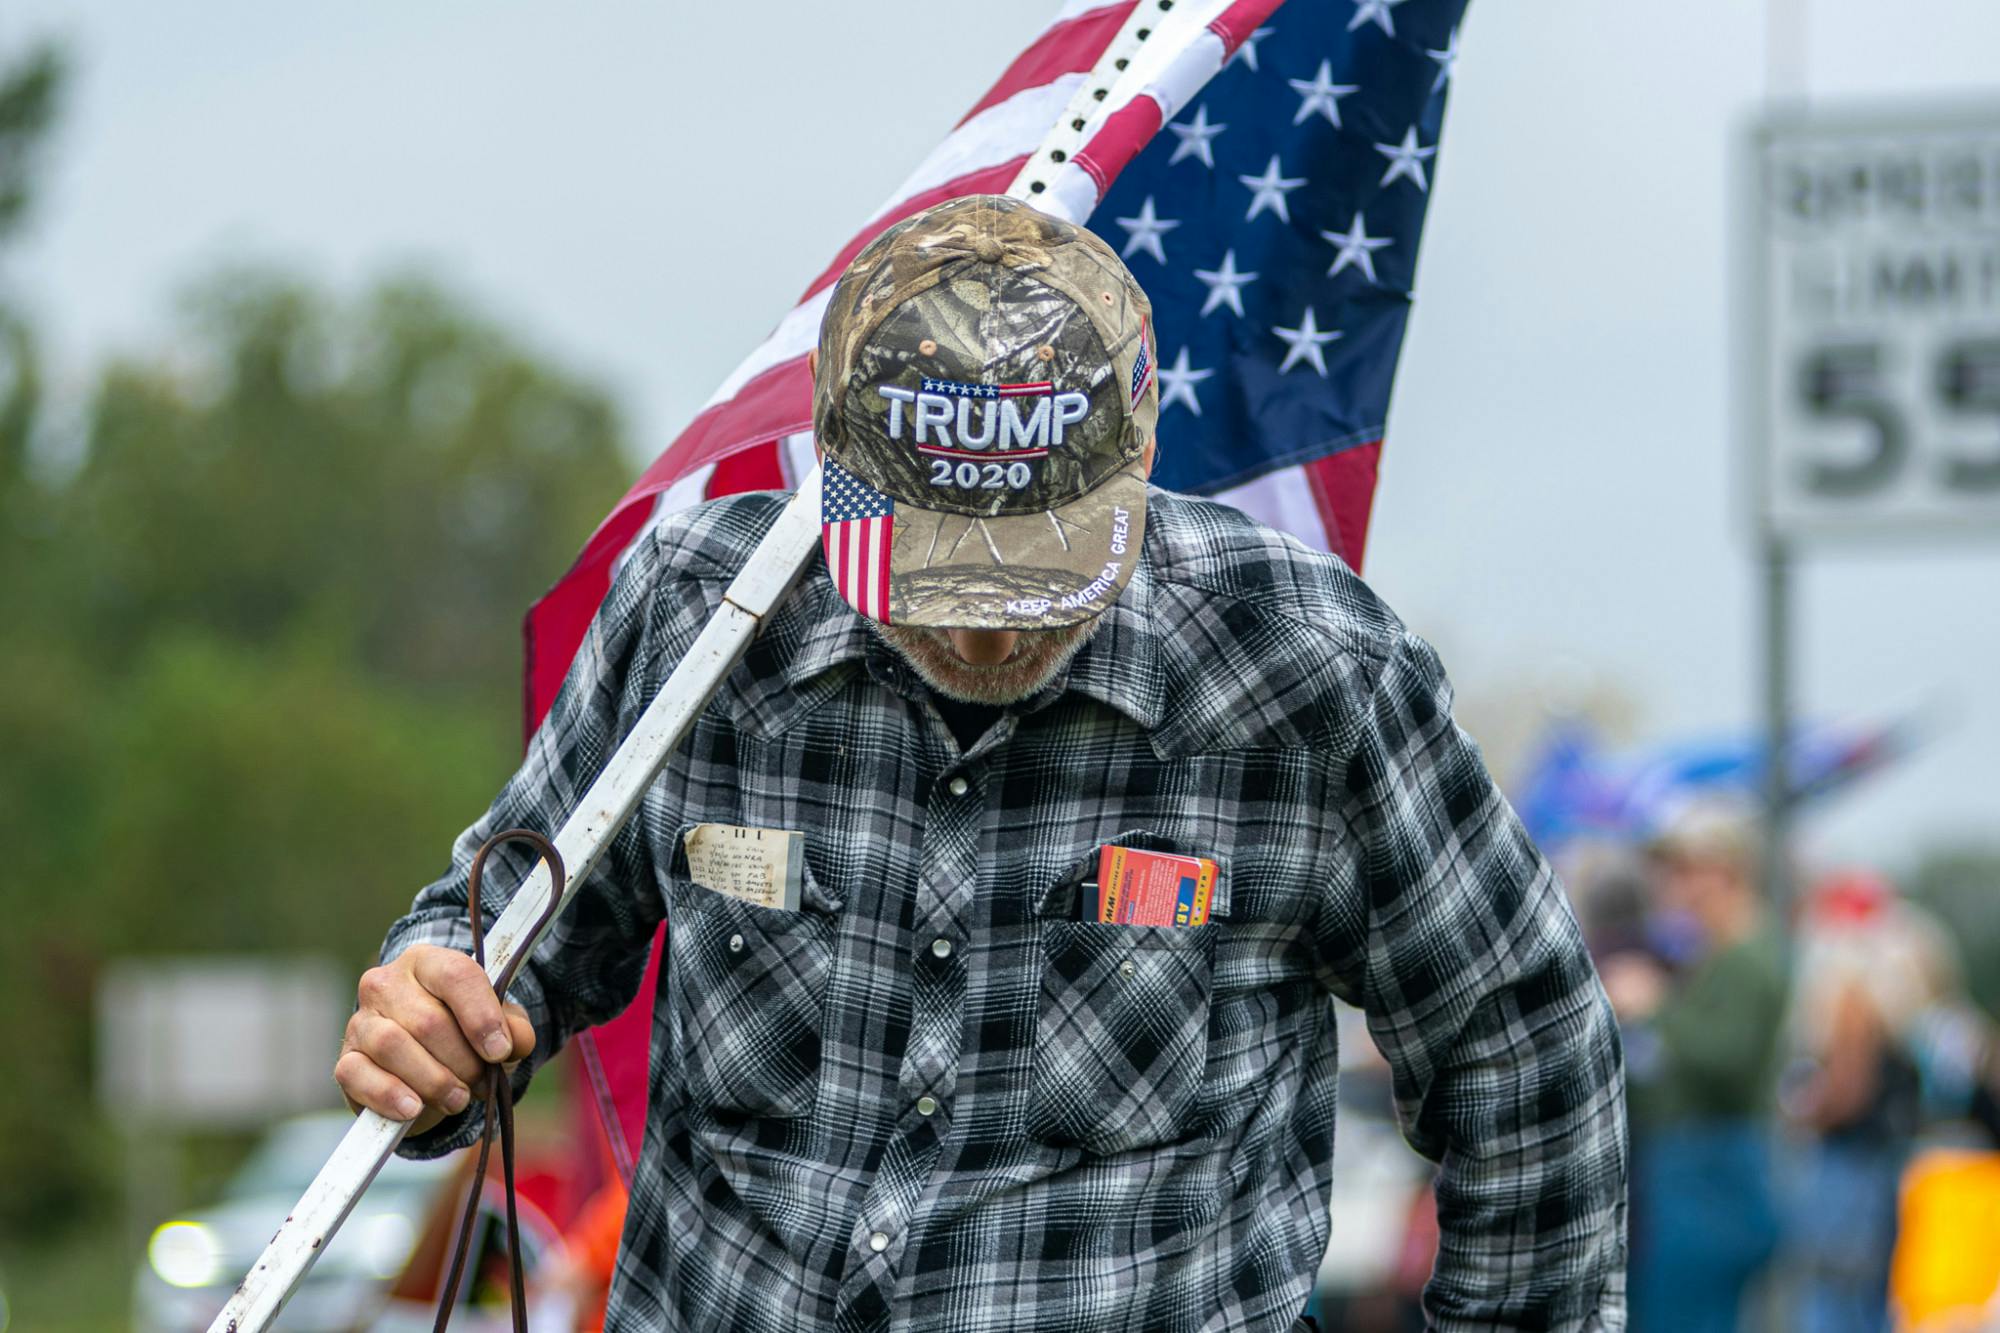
[1601, 803, 1788, 1333]
[1782, 869, 1956, 1333]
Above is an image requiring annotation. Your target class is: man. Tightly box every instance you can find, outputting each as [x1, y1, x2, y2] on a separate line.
[336, 196, 1627, 1331]
[1603, 805, 1785, 1333]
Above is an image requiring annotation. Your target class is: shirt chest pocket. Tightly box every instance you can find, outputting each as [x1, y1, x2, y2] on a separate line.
[665, 874, 840, 1121]
[1025, 836, 1224, 1155]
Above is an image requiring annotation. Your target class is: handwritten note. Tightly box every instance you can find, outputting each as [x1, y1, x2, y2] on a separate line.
[683, 823, 805, 911]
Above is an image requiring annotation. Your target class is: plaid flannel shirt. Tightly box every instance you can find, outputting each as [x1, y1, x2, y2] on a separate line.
[384, 489, 1627, 1332]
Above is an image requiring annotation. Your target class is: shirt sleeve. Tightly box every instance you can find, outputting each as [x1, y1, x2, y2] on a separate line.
[382, 533, 688, 1158]
[1319, 628, 1628, 1332]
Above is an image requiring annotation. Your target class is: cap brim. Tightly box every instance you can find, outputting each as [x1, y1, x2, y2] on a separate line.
[864, 455, 1147, 629]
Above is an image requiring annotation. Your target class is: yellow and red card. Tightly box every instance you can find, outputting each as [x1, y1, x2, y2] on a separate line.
[1092, 844, 1217, 927]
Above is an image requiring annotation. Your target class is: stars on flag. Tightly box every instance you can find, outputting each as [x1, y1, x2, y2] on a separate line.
[1192, 250, 1258, 318]
[1374, 126, 1437, 191]
[1168, 105, 1226, 169]
[1239, 155, 1306, 223]
[823, 459, 894, 521]
[1156, 348, 1215, 416]
[1228, 26, 1275, 72]
[1114, 196, 1180, 264]
[1428, 28, 1461, 92]
[1288, 61, 1359, 129]
[1347, 0, 1408, 37]
[1079, 0, 1463, 502]
[1320, 213, 1393, 283]
[923, 377, 999, 399]
[1273, 307, 1344, 377]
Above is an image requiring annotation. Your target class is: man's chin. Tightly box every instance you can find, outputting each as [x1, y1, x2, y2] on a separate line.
[872, 620, 1100, 706]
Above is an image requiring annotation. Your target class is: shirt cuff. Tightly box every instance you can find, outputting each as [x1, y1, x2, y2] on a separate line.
[377, 914, 551, 1161]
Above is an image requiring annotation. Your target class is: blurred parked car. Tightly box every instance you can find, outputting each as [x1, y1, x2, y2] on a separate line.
[133, 1111, 455, 1333]
[135, 1109, 575, 1333]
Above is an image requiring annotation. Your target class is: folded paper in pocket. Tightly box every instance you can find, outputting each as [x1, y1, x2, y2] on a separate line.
[683, 822, 805, 911]
[1091, 844, 1217, 927]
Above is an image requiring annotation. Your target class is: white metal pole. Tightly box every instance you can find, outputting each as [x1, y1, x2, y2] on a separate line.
[200, 4, 1207, 1323]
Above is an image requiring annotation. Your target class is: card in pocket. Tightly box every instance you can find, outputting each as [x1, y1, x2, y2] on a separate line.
[1090, 844, 1217, 927]
[683, 822, 806, 911]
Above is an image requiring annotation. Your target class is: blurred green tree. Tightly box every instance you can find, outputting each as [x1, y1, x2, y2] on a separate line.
[0, 41, 63, 242]
[0, 38, 633, 1245]
[0, 41, 61, 495]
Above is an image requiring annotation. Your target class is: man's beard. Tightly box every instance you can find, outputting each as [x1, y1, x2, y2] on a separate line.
[870, 618, 1102, 706]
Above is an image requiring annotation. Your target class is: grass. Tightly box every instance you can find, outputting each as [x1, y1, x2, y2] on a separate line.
[1, 1224, 136, 1332]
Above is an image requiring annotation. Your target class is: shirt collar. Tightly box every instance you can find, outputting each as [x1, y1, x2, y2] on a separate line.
[778, 571, 876, 689]
[1043, 551, 1163, 730]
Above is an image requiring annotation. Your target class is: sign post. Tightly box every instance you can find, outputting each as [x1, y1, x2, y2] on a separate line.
[1743, 100, 2000, 904]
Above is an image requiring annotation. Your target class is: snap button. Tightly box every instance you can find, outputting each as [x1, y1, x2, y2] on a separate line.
[869, 1231, 890, 1253]
[1118, 959, 1136, 979]
[930, 937, 954, 960]
[916, 1095, 938, 1117]
[947, 776, 970, 797]
[728, 933, 745, 954]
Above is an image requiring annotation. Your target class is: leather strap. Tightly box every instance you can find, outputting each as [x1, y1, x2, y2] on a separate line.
[433, 828, 564, 1333]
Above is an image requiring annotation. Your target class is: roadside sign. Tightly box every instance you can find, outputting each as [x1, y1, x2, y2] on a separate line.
[97, 957, 344, 1128]
[1750, 102, 2000, 540]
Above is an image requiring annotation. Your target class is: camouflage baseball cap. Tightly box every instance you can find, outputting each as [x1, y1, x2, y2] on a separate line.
[815, 194, 1158, 629]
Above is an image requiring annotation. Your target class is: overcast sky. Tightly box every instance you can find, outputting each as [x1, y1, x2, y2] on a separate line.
[6, 0, 1997, 869]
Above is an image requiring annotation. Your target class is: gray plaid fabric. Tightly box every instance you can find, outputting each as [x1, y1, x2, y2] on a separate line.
[383, 489, 1627, 1332]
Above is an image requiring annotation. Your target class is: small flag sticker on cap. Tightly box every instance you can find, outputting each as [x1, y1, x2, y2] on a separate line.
[1130, 321, 1154, 410]
[822, 460, 896, 623]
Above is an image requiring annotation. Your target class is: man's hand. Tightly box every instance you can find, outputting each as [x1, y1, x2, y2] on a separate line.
[335, 944, 537, 1135]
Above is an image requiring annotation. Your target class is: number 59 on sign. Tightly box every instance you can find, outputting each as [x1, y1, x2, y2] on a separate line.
[1751, 104, 2000, 540]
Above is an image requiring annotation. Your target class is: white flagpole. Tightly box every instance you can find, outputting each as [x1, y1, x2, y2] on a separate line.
[205, 4, 1214, 1326]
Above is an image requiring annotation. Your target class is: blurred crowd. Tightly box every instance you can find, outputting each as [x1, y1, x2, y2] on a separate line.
[1572, 805, 2000, 1333]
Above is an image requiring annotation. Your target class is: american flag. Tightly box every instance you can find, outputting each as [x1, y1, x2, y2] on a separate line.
[1092, 0, 1465, 546]
[821, 461, 895, 623]
[925, 378, 1052, 398]
[1129, 320, 1154, 408]
[542, 0, 1469, 1180]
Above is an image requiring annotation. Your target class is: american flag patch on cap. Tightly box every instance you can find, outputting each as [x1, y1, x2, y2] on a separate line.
[1129, 322, 1154, 409]
[822, 460, 895, 623]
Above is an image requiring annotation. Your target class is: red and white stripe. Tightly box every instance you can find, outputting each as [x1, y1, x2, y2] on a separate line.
[916, 444, 1051, 460]
[527, 0, 1353, 732]
[824, 512, 894, 624]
